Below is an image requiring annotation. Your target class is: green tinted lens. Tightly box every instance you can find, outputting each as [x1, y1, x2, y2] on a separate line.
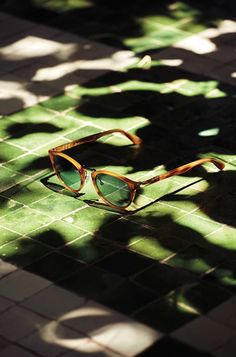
[55, 155, 81, 190]
[95, 173, 131, 207]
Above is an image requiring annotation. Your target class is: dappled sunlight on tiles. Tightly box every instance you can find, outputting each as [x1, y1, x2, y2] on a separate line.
[56, 301, 161, 356]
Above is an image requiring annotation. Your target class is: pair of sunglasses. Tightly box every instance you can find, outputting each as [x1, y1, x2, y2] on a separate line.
[48, 129, 225, 210]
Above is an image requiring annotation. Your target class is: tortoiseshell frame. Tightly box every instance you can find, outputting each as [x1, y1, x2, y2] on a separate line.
[48, 129, 225, 210]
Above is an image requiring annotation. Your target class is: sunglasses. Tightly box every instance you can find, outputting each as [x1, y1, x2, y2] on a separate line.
[48, 129, 225, 210]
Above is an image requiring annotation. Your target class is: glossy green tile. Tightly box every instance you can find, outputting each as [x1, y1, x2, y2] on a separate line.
[134, 262, 195, 296]
[100, 280, 157, 314]
[0, 167, 28, 194]
[29, 220, 86, 248]
[134, 295, 198, 333]
[204, 260, 236, 293]
[4, 154, 49, 178]
[0, 117, 15, 139]
[64, 125, 102, 141]
[59, 265, 123, 300]
[0, 196, 23, 219]
[169, 281, 232, 313]
[30, 193, 85, 219]
[64, 206, 119, 234]
[61, 234, 118, 263]
[48, 115, 82, 133]
[205, 226, 236, 251]
[7, 105, 56, 124]
[96, 249, 154, 277]
[0, 226, 21, 246]
[130, 234, 189, 261]
[165, 244, 225, 274]
[2, 181, 50, 205]
[0, 142, 26, 163]
[7, 131, 62, 151]
[0, 207, 51, 235]
[40, 95, 81, 111]
[176, 214, 222, 240]
[0, 237, 50, 267]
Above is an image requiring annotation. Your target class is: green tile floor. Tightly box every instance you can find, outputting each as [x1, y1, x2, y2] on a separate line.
[0, 1, 236, 356]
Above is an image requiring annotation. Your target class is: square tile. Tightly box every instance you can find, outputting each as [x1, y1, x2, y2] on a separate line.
[165, 244, 225, 274]
[168, 281, 232, 314]
[21, 284, 85, 319]
[30, 193, 85, 219]
[208, 296, 236, 329]
[100, 280, 157, 315]
[0, 206, 52, 235]
[130, 233, 189, 261]
[204, 260, 236, 293]
[0, 259, 17, 278]
[0, 345, 37, 357]
[0, 237, 50, 267]
[171, 316, 235, 352]
[61, 234, 118, 263]
[59, 265, 123, 300]
[0, 167, 28, 194]
[213, 337, 236, 357]
[2, 180, 50, 206]
[29, 220, 86, 248]
[0, 142, 26, 163]
[96, 249, 154, 277]
[0, 296, 15, 314]
[0, 306, 48, 342]
[134, 295, 199, 333]
[19, 322, 80, 357]
[0, 269, 51, 302]
[64, 206, 119, 234]
[26, 251, 84, 282]
[133, 262, 195, 296]
[0, 226, 22, 246]
[97, 218, 153, 246]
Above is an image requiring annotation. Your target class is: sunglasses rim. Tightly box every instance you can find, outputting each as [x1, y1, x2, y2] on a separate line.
[92, 169, 138, 209]
[50, 152, 86, 193]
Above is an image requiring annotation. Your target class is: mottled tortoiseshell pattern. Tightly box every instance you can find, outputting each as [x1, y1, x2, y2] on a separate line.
[49, 129, 225, 210]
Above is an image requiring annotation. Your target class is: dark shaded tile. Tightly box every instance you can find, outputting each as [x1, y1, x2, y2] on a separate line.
[100, 280, 157, 314]
[170, 281, 233, 314]
[134, 295, 198, 333]
[26, 252, 84, 282]
[59, 265, 123, 300]
[133, 262, 195, 295]
[96, 249, 155, 277]
[137, 336, 213, 357]
[165, 244, 225, 275]
[204, 260, 236, 293]
[60, 234, 118, 263]
[97, 218, 153, 246]
[130, 234, 190, 262]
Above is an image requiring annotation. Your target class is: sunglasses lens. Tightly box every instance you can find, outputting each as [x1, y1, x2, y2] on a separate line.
[54, 155, 81, 190]
[95, 173, 131, 207]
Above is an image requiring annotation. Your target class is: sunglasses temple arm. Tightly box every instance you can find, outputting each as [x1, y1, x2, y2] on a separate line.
[50, 129, 142, 152]
[139, 158, 225, 186]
